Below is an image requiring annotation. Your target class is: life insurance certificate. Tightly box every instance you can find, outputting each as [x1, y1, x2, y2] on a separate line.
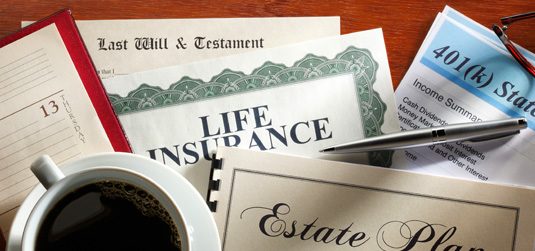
[104, 29, 399, 198]
[25, 17, 340, 79]
[0, 25, 113, 234]
[393, 11, 535, 187]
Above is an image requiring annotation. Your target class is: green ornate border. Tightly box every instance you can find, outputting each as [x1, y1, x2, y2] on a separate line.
[108, 46, 392, 166]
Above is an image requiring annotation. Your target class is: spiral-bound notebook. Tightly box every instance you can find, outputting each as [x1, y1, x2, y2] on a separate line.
[207, 147, 535, 250]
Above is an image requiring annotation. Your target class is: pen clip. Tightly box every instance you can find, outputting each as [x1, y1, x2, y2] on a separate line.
[465, 130, 520, 143]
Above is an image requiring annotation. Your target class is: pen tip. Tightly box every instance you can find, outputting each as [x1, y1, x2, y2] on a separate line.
[320, 147, 334, 153]
[518, 117, 528, 127]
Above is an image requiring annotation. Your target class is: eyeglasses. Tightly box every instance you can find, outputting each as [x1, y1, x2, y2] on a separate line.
[492, 12, 535, 77]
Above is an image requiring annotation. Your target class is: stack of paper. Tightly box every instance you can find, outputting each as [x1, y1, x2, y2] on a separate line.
[5, 7, 534, 251]
[7, 15, 404, 238]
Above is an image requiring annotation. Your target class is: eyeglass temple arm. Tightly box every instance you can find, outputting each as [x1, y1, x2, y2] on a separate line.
[492, 25, 535, 77]
[500, 11, 535, 26]
[495, 11, 535, 77]
[494, 11, 535, 77]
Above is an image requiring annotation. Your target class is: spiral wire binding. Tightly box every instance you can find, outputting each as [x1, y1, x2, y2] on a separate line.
[206, 154, 222, 212]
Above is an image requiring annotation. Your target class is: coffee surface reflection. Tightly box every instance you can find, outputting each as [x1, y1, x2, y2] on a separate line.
[36, 181, 181, 251]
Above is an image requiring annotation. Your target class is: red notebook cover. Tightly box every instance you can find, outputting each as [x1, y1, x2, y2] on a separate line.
[0, 9, 131, 152]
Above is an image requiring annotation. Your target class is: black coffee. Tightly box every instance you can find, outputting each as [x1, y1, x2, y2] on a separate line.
[36, 181, 181, 251]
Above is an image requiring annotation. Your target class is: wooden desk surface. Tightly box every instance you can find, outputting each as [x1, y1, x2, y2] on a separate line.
[0, 0, 532, 249]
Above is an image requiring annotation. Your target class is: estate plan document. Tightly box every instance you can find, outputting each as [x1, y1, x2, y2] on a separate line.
[394, 7, 535, 187]
[211, 147, 535, 250]
[104, 28, 399, 198]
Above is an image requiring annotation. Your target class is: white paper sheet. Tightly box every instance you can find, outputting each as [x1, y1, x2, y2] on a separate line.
[25, 17, 340, 79]
[211, 147, 535, 250]
[393, 7, 535, 188]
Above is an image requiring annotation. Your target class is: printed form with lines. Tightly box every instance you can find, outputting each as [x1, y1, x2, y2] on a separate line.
[0, 24, 113, 236]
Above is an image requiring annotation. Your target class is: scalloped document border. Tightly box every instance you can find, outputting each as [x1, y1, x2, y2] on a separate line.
[108, 46, 392, 166]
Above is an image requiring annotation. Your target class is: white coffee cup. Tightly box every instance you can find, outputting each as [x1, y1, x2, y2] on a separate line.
[7, 153, 220, 251]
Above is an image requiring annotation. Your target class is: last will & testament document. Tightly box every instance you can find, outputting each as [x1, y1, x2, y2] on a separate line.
[24, 17, 340, 79]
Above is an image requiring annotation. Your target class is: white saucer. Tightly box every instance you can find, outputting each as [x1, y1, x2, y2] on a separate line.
[7, 152, 220, 251]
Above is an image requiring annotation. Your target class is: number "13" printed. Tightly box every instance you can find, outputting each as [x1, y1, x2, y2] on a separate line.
[39, 100, 59, 117]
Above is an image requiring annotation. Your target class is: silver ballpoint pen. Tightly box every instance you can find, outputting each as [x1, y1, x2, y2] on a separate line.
[320, 117, 528, 154]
